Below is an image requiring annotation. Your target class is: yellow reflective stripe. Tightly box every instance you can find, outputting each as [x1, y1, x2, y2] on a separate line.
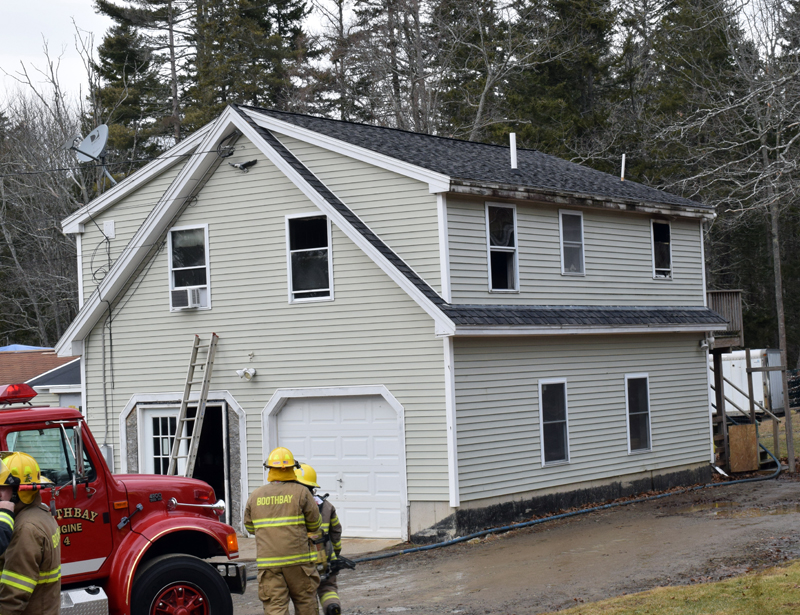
[1, 571, 35, 593]
[321, 523, 330, 531]
[0, 512, 13, 531]
[332, 540, 342, 550]
[307, 517, 321, 530]
[244, 523, 255, 533]
[320, 591, 339, 602]
[38, 567, 61, 583]
[256, 552, 316, 568]
[251, 515, 304, 528]
[330, 516, 340, 526]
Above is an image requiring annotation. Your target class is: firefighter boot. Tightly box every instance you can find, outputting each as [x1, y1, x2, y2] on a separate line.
[325, 604, 341, 615]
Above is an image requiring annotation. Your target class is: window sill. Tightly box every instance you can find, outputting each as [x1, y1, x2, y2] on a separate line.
[652, 274, 673, 280]
[488, 288, 519, 293]
[169, 306, 212, 313]
[628, 448, 652, 455]
[561, 271, 585, 277]
[542, 459, 570, 467]
[290, 296, 335, 305]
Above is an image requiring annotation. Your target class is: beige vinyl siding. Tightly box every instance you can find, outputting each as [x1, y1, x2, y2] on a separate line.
[80, 162, 188, 301]
[449, 196, 705, 305]
[81, 137, 447, 500]
[272, 132, 442, 294]
[455, 334, 710, 500]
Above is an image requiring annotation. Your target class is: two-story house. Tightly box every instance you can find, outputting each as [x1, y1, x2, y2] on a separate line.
[55, 105, 727, 541]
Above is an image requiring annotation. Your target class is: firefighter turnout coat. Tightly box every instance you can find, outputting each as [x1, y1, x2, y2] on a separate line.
[0, 509, 14, 554]
[0, 495, 61, 615]
[316, 497, 343, 612]
[245, 481, 322, 569]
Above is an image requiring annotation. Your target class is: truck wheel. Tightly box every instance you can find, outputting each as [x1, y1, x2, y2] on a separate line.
[132, 554, 233, 615]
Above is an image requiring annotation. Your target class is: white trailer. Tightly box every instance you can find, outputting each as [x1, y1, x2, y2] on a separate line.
[708, 349, 784, 417]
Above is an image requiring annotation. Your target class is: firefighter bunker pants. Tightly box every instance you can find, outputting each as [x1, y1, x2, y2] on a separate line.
[318, 572, 340, 612]
[258, 564, 321, 615]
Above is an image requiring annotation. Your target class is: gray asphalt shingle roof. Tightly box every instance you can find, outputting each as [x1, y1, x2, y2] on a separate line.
[242, 106, 707, 211]
[442, 305, 728, 328]
[233, 105, 726, 331]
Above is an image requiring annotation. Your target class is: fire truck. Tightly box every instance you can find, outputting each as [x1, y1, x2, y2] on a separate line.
[0, 383, 246, 615]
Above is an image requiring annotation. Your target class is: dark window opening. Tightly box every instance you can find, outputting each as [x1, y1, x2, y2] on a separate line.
[487, 206, 517, 290]
[627, 377, 651, 451]
[652, 222, 671, 278]
[289, 217, 330, 300]
[541, 382, 569, 464]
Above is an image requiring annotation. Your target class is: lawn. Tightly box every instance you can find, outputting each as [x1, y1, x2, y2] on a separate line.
[757, 409, 800, 463]
[547, 561, 800, 614]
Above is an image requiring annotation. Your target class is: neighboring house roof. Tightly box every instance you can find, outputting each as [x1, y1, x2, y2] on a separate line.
[243, 106, 708, 212]
[0, 350, 77, 383]
[444, 305, 728, 333]
[26, 358, 80, 388]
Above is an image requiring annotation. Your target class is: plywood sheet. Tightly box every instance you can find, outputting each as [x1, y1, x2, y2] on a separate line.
[729, 423, 759, 473]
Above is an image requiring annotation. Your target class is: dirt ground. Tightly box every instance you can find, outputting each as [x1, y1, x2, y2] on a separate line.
[232, 475, 800, 614]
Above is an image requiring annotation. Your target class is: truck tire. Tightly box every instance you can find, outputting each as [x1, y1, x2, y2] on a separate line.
[131, 554, 233, 615]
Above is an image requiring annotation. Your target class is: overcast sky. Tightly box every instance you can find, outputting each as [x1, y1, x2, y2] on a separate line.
[0, 1, 113, 104]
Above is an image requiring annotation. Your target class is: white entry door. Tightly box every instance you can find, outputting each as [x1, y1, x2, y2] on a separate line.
[276, 395, 404, 539]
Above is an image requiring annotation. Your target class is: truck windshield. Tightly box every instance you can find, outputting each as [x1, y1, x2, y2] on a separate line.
[6, 427, 96, 485]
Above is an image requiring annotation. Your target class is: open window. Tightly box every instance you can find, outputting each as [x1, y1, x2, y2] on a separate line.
[626, 374, 652, 452]
[286, 214, 333, 302]
[651, 220, 672, 278]
[168, 224, 211, 310]
[559, 211, 585, 275]
[486, 203, 518, 291]
[538, 378, 570, 465]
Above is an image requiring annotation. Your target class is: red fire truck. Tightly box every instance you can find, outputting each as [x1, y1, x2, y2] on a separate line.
[0, 383, 246, 615]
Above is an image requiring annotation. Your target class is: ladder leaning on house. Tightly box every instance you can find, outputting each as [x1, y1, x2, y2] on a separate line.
[167, 334, 220, 477]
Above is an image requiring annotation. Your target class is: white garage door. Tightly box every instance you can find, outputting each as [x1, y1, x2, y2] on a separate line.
[276, 395, 404, 538]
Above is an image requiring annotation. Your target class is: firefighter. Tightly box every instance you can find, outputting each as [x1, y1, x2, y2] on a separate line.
[0, 452, 61, 615]
[245, 447, 322, 615]
[0, 455, 18, 555]
[295, 463, 343, 615]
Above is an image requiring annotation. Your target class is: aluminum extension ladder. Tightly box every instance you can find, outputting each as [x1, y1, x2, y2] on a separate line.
[167, 333, 219, 477]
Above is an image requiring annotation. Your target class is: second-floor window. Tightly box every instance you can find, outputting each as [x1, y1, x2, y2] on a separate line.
[287, 214, 333, 302]
[651, 220, 672, 278]
[559, 211, 585, 275]
[486, 204, 518, 291]
[168, 225, 210, 310]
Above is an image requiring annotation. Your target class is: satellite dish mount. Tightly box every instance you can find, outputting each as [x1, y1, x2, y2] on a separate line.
[65, 125, 117, 186]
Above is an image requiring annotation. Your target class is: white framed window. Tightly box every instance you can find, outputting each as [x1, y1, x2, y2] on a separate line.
[559, 210, 585, 275]
[141, 408, 187, 475]
[651, 220, 672, 279]
[168, 224, 211, 310]
[625, 373, 652, 453]
[286, 213, 334, 303]
[485, 203, 518, 292]
[538, 378, 570, 465]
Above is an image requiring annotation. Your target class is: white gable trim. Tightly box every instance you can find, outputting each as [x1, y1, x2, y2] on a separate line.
[62, 126, 212, 234]
[56, 110, 242, 356]
[231, 112, 455, 336]
[243, 109, 450, 194]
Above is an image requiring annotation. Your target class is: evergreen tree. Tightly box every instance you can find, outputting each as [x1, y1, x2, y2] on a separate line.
[184, 0, 313, 128]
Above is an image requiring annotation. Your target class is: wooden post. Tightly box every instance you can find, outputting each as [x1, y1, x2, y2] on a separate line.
[780, 352, 795, 472]
[713, 350, 729, 469]
[746, 349, 756, 424]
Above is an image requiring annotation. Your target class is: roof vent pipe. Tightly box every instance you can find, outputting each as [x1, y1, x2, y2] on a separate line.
[510, 133, 517, 169]
[621, 153, 626, 181]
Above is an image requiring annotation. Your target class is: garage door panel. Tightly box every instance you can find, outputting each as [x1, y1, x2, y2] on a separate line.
[276, 395, 403, 538]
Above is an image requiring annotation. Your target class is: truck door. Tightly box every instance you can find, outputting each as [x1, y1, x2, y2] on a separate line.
[4, 424, 113, 576]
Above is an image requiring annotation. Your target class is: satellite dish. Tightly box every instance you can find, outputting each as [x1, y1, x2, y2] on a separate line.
[75, 125, 109, 162]
[62, 132, 82, 152]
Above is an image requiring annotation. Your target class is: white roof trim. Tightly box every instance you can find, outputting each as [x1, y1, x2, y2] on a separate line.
[61, 126, 212, 234]
[232, 111, 455, 335]
[55, 108, 454, 357]
[453, 323, 727, 336]
[55, 109, 242, 356]
[242, 108, 451, 194]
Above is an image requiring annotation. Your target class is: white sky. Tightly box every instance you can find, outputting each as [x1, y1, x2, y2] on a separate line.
[0, 1, 113, 104]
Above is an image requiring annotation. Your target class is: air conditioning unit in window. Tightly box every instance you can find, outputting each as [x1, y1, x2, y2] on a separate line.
[172, 288, 203, 310]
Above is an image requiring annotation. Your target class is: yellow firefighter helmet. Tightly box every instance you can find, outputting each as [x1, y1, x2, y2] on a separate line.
[264, 447, 297, 469]
[294, 463, 319, 488]
[0, 452, 42, 504]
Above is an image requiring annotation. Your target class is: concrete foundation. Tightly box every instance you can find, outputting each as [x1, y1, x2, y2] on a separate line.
[409, 462, 713, 543]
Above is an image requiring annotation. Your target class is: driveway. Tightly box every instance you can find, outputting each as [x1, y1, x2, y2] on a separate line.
[232, 475, 800, 614]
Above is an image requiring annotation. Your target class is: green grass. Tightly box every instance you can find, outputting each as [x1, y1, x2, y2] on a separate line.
[757, 410, 800, 462]
[544, 561, 800, 614]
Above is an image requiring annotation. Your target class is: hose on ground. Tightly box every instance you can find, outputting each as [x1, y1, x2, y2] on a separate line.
[244, 447, 781, 580]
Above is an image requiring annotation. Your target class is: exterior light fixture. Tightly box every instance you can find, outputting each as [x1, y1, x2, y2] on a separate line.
[236, 368, 257, 380]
